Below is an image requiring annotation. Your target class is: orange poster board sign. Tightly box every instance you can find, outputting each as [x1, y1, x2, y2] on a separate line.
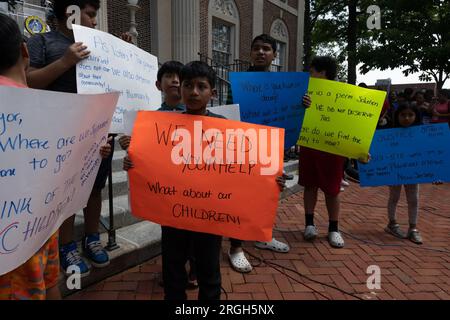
[128, 111, 284, 241]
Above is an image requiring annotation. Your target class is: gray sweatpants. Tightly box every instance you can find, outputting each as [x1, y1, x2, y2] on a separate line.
[387, 184, 419, 226]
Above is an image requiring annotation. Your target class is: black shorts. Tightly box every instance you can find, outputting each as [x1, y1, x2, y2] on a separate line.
[93, 135, 115, 190]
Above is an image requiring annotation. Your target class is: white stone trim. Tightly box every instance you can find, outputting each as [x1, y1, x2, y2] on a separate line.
[270, 18, 289, 42]
[267, 0, 298, 16]
[151, 0, 172, 62]
[270, 18, 289, 71]
[253, 0, 264, 39]
[97, 0, 108, 32]
[297, 0, 305, 71]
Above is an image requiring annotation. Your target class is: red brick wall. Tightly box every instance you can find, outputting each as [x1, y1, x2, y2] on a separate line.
[263, 1, 297, 71]
[199, 0, 209, 60]
[107, 0, 152, 53]
[104, 0, 298, 67]
[235, 0, 253, 61]
[136, 0, 152, 53]
[289, 0, 298, 10]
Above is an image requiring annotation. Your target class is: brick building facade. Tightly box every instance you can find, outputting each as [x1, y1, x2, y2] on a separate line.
[3, 0, 305, 71]
[106, 0, 305, 71]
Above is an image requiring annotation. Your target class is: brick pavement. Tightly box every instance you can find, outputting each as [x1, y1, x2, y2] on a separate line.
[67, 183, 450, 300]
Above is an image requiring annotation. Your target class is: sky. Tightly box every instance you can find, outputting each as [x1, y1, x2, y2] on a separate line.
[356, 66, 449, 89]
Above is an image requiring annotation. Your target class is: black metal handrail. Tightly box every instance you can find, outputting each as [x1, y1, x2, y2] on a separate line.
[198, 53, 283, 106]
[198, 53, 252, 107]
[99, 134, 120, 251]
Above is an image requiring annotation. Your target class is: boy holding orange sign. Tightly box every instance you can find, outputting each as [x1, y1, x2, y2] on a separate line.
[124, 61, 286, 300]
[124, 61, 224, 300]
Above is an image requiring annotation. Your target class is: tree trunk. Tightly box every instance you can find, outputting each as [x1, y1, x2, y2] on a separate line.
[303, 0, 312, 71]
[347, 0, 358, 84]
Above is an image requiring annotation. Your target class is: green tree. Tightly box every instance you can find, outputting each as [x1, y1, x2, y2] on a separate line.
[310, 0, 370, 82]
[303, 0, 345, 71]
[358, 0, 450, 89]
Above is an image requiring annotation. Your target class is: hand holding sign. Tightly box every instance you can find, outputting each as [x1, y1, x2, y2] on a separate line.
[61, 42, 90, 68]
[73, 25, 161, 133]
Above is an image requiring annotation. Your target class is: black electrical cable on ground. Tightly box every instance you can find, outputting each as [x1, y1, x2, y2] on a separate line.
[260, 193, 450, 300]
[243, 249, 364, 300]
[221, 286, 228, 300]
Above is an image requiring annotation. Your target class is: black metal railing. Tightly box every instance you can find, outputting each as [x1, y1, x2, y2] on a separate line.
[198, 53, 254, 107]
[198, 53, 284, 106]
[99, 134, 120, 251]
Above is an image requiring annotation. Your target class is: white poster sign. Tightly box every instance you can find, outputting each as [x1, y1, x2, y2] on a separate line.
[73, 25, 161, 133]
[0, 86, 118, 275]
[208, 104, 241, 121]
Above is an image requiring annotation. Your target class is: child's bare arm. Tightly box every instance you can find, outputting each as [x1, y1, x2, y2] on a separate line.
[27, 43, 90, 89]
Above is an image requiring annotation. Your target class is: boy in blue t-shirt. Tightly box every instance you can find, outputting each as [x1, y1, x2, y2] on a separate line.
[118, 60, 186, 150]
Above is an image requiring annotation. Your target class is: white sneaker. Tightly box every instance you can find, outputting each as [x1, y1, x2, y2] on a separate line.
[304, 225, 318, 241]
[328, 231, 345, 248]
[341, 179, 350, 187]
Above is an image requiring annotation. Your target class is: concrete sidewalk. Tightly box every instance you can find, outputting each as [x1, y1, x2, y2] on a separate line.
[66, 182, 450, 300]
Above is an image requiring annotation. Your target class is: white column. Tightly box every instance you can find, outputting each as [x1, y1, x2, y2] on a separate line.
[152, 0, 172, 62]
[97, 0, 108, 32]
[0, 2, 8, 14]
[297, 0, 305, 71]
[253, 0, 264, 39]
[172, 0, 200, 64]
[127, 0, 140, 45]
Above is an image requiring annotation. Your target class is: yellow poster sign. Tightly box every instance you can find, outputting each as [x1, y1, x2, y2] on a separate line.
[297, 78, 386, 159]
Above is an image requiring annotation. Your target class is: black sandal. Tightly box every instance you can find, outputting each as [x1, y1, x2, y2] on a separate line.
[408, 229, 423, 245]
[384, 223, 406, 239]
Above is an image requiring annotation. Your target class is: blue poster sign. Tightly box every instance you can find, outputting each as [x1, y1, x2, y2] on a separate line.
[360, 124, 450, 187]
[230, 72, 310, 149]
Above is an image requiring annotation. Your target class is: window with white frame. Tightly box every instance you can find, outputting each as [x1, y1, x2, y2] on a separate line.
[272, 41, 287, 72]
[208, 0, 239, 67]
[212, 19, 232, 66]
